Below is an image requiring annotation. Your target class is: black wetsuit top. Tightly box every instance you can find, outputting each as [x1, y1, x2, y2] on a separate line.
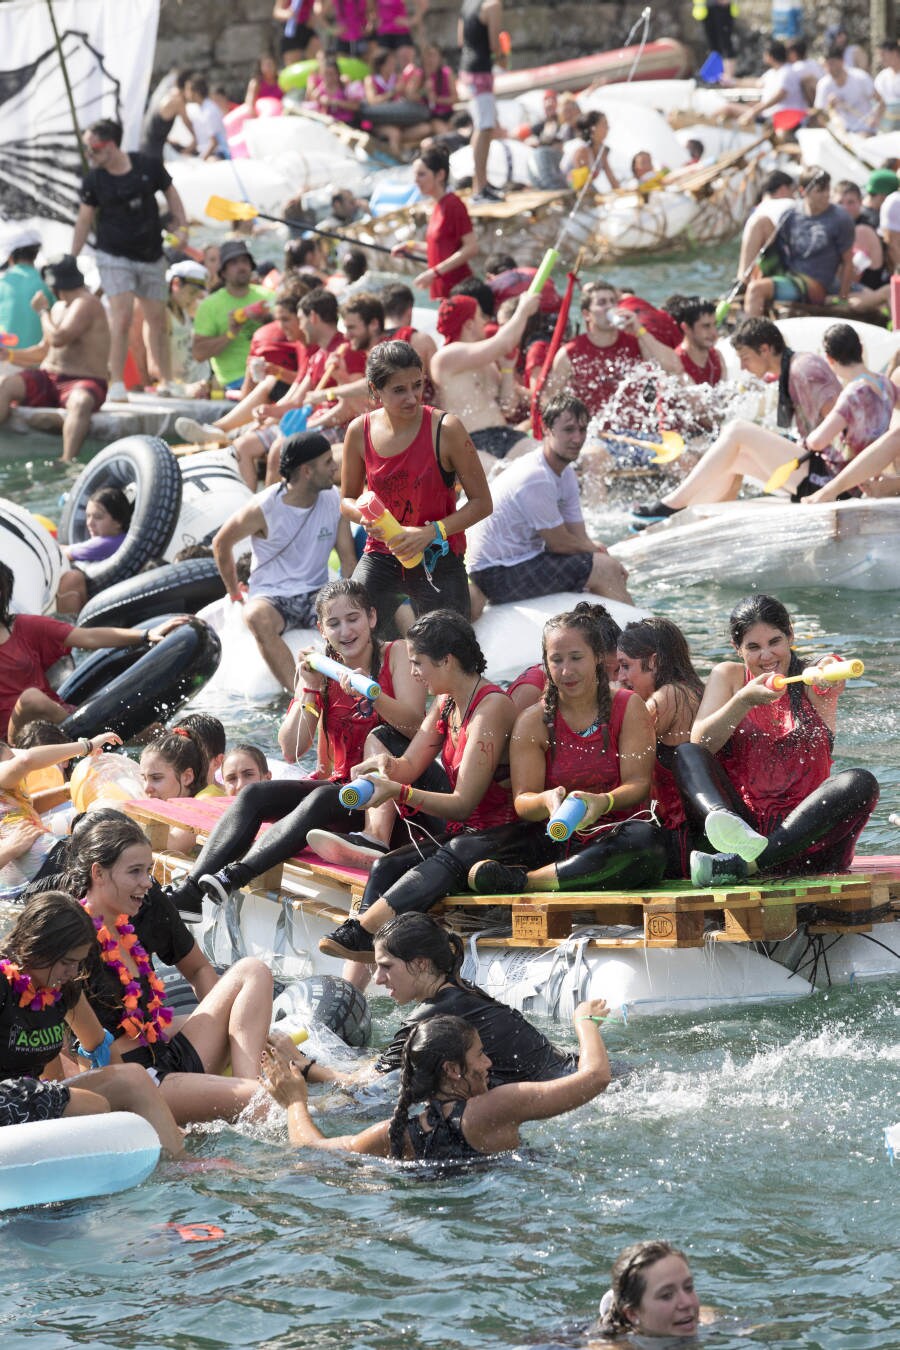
[460, 0, 492, 74]
[375, 983, 577, 1085]
[406, 1098, 484, 1161]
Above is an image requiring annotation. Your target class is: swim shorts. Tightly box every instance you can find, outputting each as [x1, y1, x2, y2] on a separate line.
[460, 71, 497, 130]
[121, 1029, 205, 1082]
[469, 550, 593, 603]
[261, 589, 320, 630]
[19, 368, 108, 412]
[93, 249, 168, 303]
[0, 1076, 70, 1127]
[470, 425, 530, 459]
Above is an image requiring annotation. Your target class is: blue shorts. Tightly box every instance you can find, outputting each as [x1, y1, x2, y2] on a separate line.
[771, 276, 804, 301]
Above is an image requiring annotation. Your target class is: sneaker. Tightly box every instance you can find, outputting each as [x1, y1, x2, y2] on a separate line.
[198, 870, 233, 904]
[106, 381, 128, 403]
[174, 415, 226, 445]
[467, 858, 529, 895]
[472, 185, 505, 204]
[307, 829, 389, 867]
[704, 809, 767, 862]
[690, 850, 749, 889]
[318, 917, 376, 962]
[165, 878, 203, 915]
[630, 500, 681, 521]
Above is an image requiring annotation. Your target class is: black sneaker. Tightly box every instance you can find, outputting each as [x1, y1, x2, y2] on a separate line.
[690, 850, 749, 889]
[467, 858, 529, 895]
[472, 184, 505, 204]
[318, 917, 376, 962]
[199, 870, 234, 905]
[631, 500, 682, 520]
[165, 878, 203, 915]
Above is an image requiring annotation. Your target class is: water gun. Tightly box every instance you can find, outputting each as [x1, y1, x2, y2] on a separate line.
[528, 249, 560, 295]
[765, 659, 864, 691]
[0, 331, 19, 348]
[547, 795, 588, 841]
[339, 778, 377, 809]
[306, 651, 381, 700]
[357, 490, 424, 567]
[231, 300, 269, 324]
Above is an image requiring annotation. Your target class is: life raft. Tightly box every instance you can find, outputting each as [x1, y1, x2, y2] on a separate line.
[0, 1111, 160, 1212]
[76, 557, 226, 629]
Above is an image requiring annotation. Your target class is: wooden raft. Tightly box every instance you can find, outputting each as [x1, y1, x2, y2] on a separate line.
[124, 798, 900, 953]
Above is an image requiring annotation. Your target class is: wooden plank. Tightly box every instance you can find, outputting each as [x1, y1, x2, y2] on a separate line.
[724, 902, 797, 941]
[643, 908, 705, 948]
[511, 905, 574, 942]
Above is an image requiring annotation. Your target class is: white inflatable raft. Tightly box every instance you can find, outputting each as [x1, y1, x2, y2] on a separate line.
[0, 1111, 160, 1211]
[0, 500, 64, 615]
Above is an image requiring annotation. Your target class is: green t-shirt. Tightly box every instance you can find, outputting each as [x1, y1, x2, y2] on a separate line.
[0, 265, 55, 348]
[192, 283, 274, 386]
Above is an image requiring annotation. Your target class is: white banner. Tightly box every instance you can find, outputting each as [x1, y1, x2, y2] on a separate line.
[0, 0, 160, 228]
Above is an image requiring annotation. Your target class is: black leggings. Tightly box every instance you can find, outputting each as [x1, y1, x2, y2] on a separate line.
[352, 549, 470, 636]
[675, 743, 879, 874]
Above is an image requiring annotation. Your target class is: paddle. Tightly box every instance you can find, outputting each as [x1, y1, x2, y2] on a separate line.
[599, 429, 685, 464]
[205, 195, 398, 257]
[763, 448, 812, 494]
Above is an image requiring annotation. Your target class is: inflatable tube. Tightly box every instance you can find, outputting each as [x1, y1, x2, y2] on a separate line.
[58, 437, 183, 598]
[279, 57, 369, 92]
[369, 172, 421, 215]
[76, 558, 226, 630]
[57, 618, 222, 742]
[0, 500, 64, 615]
[0, 1111, 160, 1211]
[359, 99, 430, 127]
[493, 39, 691, 98]
[271, 973, 372, 1047]
[164, 450, 255, 562]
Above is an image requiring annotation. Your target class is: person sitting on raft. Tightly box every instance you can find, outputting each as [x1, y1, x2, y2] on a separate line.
[634, 322, 895, 520]
[165, 578, 426, 913]
[221, 744, 271, 796]
[589, 1239, 713, 1343]
[316, 609, 518, 965]
[67, 812, 273, 1126]
[465, 604, 666, 898]
[678, 593, 879, 888]
[617, 618, 705, 878]
[56, 486, 133, 616]
[139, 725, 211, 857]
[0, 889, 184, 1154]
[802, 413, 900, 503]
[261, 1000, 611, 1161]
[341, 340, 492, 635]
[508, 601, 622, 712]
[173, 712, 228, 799]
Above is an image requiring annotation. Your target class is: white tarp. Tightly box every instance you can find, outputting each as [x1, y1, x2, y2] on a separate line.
[0, 0, 160, 228]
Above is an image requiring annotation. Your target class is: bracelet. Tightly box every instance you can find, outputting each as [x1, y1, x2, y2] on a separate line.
[303, 702, 321, 720]
[301, 687, 322, 696]
[398, 783, 419, 813]
[578, 1015, 604, 1024]
[299, 1057, 317, 1080]
[226, 329, 236, 341]
[80, 737, 92, 756]
[637, 326, 648, 337]
[498, 365, 515, 374]
[433, 519, 447, 541]
[603, 792, 615, 815]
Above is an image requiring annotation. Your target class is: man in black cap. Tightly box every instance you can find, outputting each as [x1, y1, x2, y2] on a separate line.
[211, 431, 356, 691]
[191, 239, 274, 393]
[0, 255, 110, 462]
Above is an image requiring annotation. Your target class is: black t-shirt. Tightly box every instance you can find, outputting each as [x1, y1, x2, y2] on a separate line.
[81, 884, 195, 1035]
[80, 153, 172, 262]
[375, 982, 577, 1085]
[0, 973, 78, 1077]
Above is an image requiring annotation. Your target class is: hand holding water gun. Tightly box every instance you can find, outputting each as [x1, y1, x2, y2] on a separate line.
[765, 658, 864, 692]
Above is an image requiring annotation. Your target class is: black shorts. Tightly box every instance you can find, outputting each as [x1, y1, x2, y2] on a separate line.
[0, 1076, 70, 1127]
[470, 551, 593, 604]
[470, 426, 530, 460]
[703, 7, 736, 59]
[352, 548, 470, 635]
[375, 31, 412, 50]
[335, 37, 371, 58]
[281, 24, 316, 54]
[121, 1029, 205, 1082]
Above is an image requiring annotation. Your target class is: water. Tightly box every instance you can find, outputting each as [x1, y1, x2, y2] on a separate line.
[2, 244, 898, 1348]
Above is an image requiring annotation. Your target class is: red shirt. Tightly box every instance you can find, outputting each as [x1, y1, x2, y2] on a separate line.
[362, 405, 464, 558]
[616, 296, 682, 349]
[0, 615, 72, 732]
[675, 342, 724, 387]
[305, 331, 345, 388]
[249, 321, 305, 374]
[438, 683, 515, 832]
[545, 688, 636, 822]
[426, 192, 473, 299]
[508, 663, 544, 699]
[324, 643, 396, 781]
[566, 331, 643, 429]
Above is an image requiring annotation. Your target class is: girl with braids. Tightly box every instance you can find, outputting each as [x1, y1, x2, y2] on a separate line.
[165, 579, 424, 912]
[508, 601, 622, 712]
[140, 725, 208, 855]
[466, 606, 665, 898]
[617, 617, 705, 877]
[317, 609, 518, 965]
[70, 812, 273, 1126]
[261, 999, 611, 1161]
[590, 1240, 712, 1342]
[682, 594, 879, 888]
[0, 889, 184, 1155]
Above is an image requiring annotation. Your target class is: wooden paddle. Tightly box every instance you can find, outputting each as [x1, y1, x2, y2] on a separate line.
[205, 195, 397, 256]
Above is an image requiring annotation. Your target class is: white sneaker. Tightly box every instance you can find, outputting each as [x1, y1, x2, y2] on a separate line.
[704, 809, 767, 862]
[106, 381, 128, 403]
[174, 415, 225, 445]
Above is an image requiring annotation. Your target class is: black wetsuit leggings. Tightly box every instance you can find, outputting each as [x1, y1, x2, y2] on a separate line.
[675, 743, 879, 874]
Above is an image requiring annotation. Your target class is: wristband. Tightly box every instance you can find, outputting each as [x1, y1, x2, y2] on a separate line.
[303, 702, 321, 720]
[398, 783, 418, 813]
[226, 329, 236, 341]
[637, 326, 647, 337]
[76, 1028, 115, 1068]
[498, 366, 515, 374]
[603, 792, 615, 815]
[433, 520, 447, 542]
[299, 1057, 317, 1080]
[577, 1015, 604, 1024]
[80, 737, 92, 756]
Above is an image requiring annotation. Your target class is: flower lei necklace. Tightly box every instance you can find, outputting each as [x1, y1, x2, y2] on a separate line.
[0, 957, 64, 1010]
[84, 907, 173, 1046]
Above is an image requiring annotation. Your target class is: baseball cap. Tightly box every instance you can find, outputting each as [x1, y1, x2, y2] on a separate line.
[865, 169, 900, 197]
[2, 227, 42, 264]
[166, 259, 208, 285]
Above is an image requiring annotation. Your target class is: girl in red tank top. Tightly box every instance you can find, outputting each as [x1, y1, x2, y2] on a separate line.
[340, 341, 491, 634]
[466, 605, 667, 898]
[165, 581, 426, 913]
[682, 594, 878, 888]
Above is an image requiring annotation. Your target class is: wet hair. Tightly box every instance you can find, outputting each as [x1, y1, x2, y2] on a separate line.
[822, 322, 863, 366]
[541, 603, 617, 754]
[730, 316, 785, 355]
[140, 727, 207, 797]
[0, 890, 94, 1011]
[172, 542, 213, 563]
[596, 1240, 689, 1335]
[365, 339, 423, 391]
[88, 485, 133, 532]
[223, 743, 269, 777]
[675, 297, 715, 328]
[449, 276, 496, 318]
[580, 279, 617, 312]
[387, 1015, 478, 1159]
[342, 291, 384, 331]
[173, 712, 226, 761]
[618, 618, 704, 729]
[415, 145, 450, 184]
[542, 393, 589, 430]
[728, 594, 804, 713]
[314, 578, 382, 690]
[0, 561, 15, 627]
[62, 815, 150, 899]
[87, 118, 122, 146]
[484, 252, 517, 275]
[380, 281, 415, 320]
[298, 286, 339, 325]
[11, 719, 70, 751]
[374, 913, 501, 1006]
[406, 609, 487, 676]
[340, 248, 368, 283]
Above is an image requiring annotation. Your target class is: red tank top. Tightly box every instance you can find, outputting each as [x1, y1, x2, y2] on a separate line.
[718, 671, 833, 830]
[324, 643, 396, 781]
[438, 682, 515, 833]
[508, 663, 544, 699]
[545, 688, 635, 821]
[362, 406, 464, 558]
[675, 343, 723, 387]
[566, 332, 643, 430]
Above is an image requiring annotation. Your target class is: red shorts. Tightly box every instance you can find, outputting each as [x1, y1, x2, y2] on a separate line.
[19, 368, 108, 413]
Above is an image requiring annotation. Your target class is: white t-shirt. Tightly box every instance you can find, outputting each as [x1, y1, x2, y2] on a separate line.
[793, 58, 824, 86]
[249, 483, 340, 599]
[875, 67, 900, 104]
[814, 69, 877, 132]
[740, 196, 795, 250]
[879, 191, 900, 233]
[760, 63, 807, 114]
[466, 448, 583, 571]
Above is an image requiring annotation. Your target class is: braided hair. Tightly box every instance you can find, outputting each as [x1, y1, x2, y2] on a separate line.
[140, 727, 207, 797]
[62, 814, 151, 898]
[596, 1240, 687, 1336]
[387, 1015, 477, 1160]
[541, 602, 616, 755]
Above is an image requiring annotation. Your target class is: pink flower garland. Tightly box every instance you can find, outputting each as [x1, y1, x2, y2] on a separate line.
[0, 957, 64, 1010]
[83, 907, 173, 1047]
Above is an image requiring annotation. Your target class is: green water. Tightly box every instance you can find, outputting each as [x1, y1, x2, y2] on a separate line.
[1, 245, 898, 1349]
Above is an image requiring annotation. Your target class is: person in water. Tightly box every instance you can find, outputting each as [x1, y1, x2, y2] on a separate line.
[589, 1240, 713, 1342]
[139, 725, 209, 857]
[56, 486, 133, 616]
[261, 1000, 611, 1160]
[680, 593, 879, 887]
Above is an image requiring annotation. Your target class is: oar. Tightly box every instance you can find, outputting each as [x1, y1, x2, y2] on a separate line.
[598, 429, 685, 465]
[763, 448, 812, 494]
[205, 195, 397, 257]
